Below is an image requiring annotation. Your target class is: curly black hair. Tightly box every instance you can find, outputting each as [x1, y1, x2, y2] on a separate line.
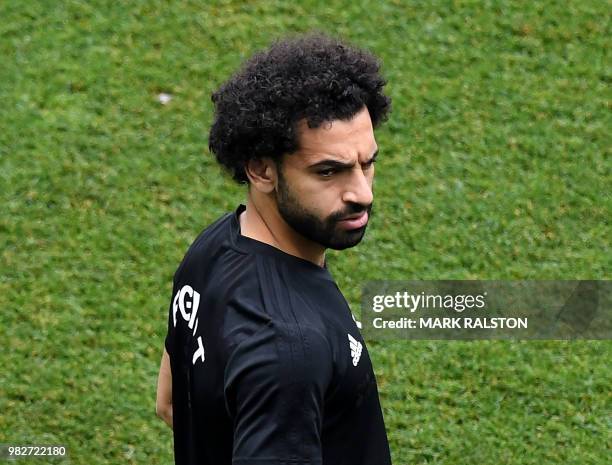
[208, 32, 392, 184]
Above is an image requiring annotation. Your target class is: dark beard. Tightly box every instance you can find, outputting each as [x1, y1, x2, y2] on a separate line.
[275, 171, 372, 250]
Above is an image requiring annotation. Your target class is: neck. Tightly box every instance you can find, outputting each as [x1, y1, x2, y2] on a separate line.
[239, 191, 326, 267]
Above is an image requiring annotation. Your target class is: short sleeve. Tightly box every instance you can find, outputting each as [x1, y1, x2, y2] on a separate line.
[223, 321, 333, 465]
[164, 258, 201, 357]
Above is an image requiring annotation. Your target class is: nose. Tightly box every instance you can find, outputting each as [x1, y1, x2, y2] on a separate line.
[342, 169, 373, 207]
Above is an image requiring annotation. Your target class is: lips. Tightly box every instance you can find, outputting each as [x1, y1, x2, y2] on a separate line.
[337, 211, 369, 230]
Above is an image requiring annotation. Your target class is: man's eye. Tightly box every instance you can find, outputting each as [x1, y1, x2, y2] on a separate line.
[364, 158, 377, 169]
[318, 168, 336, 177]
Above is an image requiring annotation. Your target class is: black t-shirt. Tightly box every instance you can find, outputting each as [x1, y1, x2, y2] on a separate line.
[165, 204, 392, 465]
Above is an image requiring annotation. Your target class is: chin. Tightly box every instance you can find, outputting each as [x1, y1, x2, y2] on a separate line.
[326, 227, 368, 250]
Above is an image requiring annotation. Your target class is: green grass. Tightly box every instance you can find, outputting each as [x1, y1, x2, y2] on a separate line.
[1, 1, 610, 464]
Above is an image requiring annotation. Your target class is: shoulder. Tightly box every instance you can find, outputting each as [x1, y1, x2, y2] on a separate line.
[173, 211, 236, 281]
[220, 252, 337, 351]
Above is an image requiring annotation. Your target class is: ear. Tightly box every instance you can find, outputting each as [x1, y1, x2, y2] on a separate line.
[244, 157, 277, 194]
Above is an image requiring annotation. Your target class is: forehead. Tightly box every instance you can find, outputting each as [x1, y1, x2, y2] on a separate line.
[288, 107, 377, 165]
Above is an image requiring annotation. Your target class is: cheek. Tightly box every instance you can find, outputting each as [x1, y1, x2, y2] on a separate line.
[282, 166, 345, 216]
[300, 180, 344, 215]
[309, 185, 337, 210]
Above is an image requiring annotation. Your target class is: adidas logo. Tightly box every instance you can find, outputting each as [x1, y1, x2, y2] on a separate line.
[348, 333, 362, 366]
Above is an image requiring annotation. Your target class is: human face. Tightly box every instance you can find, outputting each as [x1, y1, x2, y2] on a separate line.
[275, 106, 378, 250]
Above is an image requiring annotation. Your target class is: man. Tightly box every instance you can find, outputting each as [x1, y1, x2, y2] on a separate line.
[157, 32, 392, 465]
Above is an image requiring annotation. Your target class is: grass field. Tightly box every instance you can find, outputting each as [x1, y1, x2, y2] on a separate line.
[1, 1, 610, 464]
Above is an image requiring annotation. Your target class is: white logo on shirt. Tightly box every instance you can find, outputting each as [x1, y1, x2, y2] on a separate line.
[348, 333, 363, 366]
[172, 284, 205, 365]
[192, 336, 205, 365]
[173, 285, 200, 333]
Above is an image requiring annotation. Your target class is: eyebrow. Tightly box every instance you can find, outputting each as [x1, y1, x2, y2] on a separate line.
[307, 149, 379, 170]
